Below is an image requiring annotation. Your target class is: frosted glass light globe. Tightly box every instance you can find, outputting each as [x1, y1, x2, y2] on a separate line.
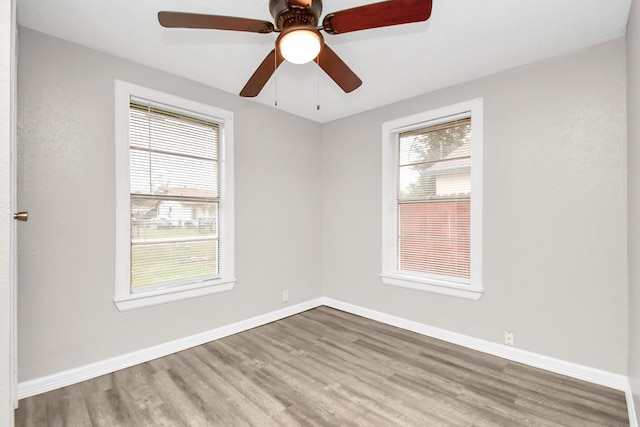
[279, 29, 322, 64]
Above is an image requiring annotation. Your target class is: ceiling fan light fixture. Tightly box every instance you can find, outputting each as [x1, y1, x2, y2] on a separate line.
[159, 0, 434, 97]
[278, 28, 322, 64]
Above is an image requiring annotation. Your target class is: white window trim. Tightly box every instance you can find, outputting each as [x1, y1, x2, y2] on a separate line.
[114, 80, 236, 311]
[381, 98, 483, 300]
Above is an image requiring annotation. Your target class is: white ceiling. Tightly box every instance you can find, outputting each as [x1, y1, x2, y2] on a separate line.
[17, 0, 632, 123]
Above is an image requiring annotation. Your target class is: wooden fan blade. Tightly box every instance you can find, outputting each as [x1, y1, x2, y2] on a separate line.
[316, 44, 362, 93]
[158, 11, 274, 33]
[240, 49, 285, 97]
[323, 0, 432, 35]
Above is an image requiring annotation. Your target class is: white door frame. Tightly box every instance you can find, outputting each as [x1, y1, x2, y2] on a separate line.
[9, 0, 18, 414]
[1, 0, 18, 423]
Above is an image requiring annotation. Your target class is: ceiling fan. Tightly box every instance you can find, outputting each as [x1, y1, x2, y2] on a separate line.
[158, 0, 433, 97]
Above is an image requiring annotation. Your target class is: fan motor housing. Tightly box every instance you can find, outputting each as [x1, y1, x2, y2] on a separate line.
[269, 0, 322, 30]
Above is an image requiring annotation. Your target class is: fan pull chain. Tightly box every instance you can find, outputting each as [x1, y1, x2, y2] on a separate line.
[274, 51, 278, 107]
[316, 58, 321, 111]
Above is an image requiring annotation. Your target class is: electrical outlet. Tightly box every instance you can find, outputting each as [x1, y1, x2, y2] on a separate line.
[504, 330, 515, 346]
[282, 290, 289, 303]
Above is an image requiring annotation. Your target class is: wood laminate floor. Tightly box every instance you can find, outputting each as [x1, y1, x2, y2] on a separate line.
[15, 306, 629, 426]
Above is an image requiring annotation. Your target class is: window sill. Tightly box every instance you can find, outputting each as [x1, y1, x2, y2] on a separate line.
[380, 273, 483, 300]
[114, 279, 236, 311]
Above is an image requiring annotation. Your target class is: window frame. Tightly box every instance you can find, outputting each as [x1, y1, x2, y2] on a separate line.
[114, 80, 235, 311]
[380, 98, 483, 300]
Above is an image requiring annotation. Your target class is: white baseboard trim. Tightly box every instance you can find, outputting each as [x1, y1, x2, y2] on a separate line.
[626, 381, 639, 427]
[18, 296, 637, 426]
[17, 298, 324, 399]
[320, 298, 628, 390]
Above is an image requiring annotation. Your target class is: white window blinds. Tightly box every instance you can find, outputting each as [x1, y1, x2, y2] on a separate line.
[128, 99, 221, 291]
[397, 118, 471, 280]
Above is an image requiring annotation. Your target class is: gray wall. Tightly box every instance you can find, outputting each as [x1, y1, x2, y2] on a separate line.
[322, 38, 628, 374]
[627, 0, 640, 418]
[17, 27, 322, 381]
[1, 1, 15, 425]
[17, 26, 631, 385]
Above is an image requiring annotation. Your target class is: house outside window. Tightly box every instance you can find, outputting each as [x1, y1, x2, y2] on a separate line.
[381, 99, 483, 300]
[115, 81, 235, 310]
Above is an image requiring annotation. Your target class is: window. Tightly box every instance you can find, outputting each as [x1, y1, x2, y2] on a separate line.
[381, 99, 483, 299]
[115, 81, 235, 310]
